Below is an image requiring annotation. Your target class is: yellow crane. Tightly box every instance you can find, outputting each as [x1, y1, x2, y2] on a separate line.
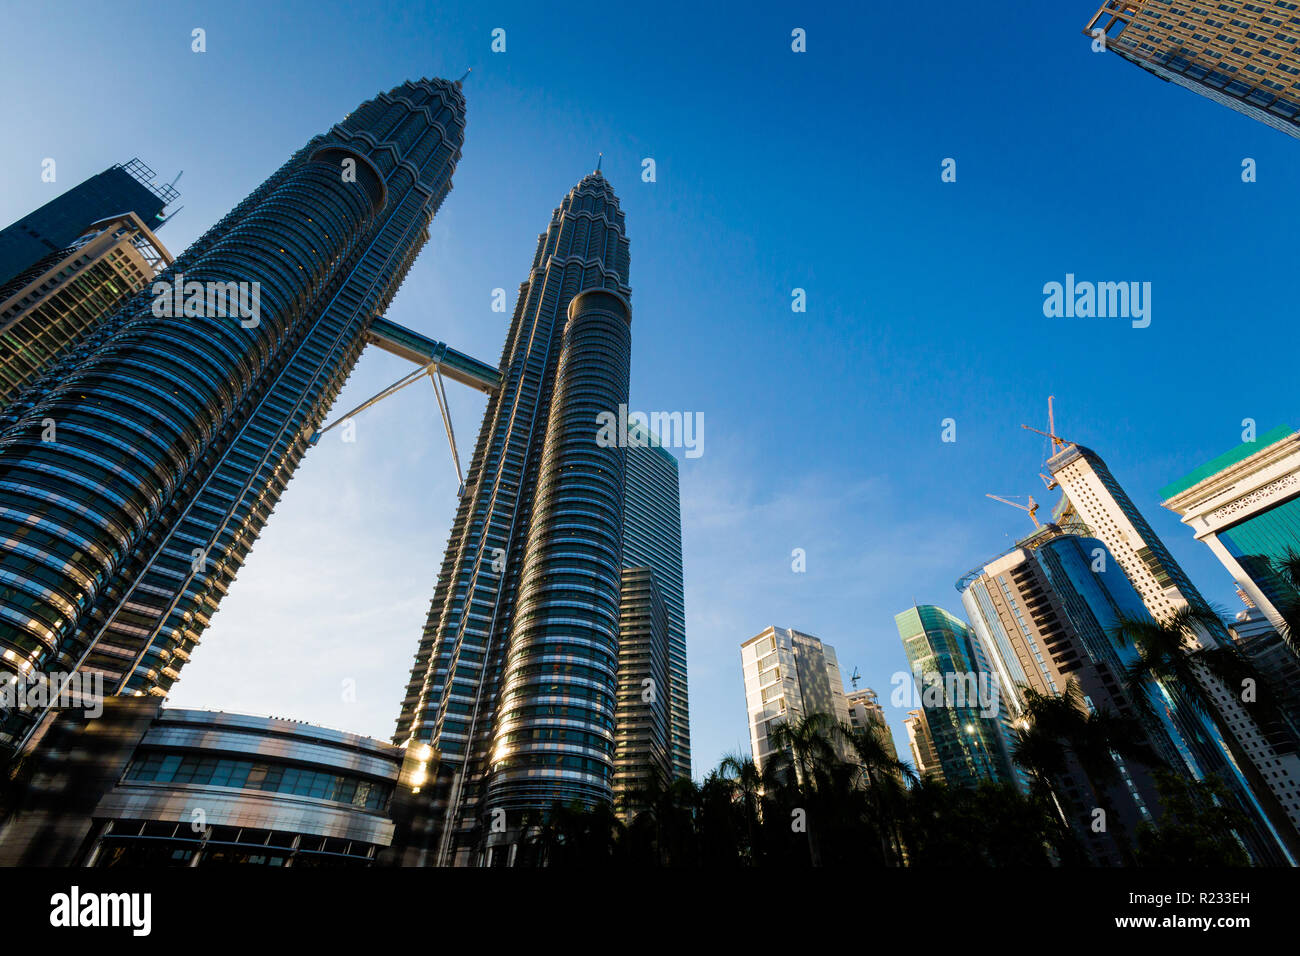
[1021, 394, 1075, 491]
[986, 493, 1041, 529]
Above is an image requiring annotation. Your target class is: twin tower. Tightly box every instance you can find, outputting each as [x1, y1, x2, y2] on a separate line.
[0, 77, 687, 865]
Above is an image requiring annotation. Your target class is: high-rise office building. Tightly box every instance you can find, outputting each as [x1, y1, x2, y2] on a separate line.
[0, 78, 468, 756]
[903, 710, 943, 782]
[1231, 593, 1300, 731]
[895, 606, 1016, 788]
[958, 524, 1288, 863]
[0, 212, 172, 409]
[0, 158, 178, 287]
[622, 431, 689, 780]
[612, 566, 670, 811]
[1161, 425, 1300, 633]
[1048, 441, 1300, 859]
[394, 170, 633, 866]
[1084, 1, 1300, 138]
[741, 626, 852, 775]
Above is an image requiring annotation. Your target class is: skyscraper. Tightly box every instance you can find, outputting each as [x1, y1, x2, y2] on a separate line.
[622, 430, 689, 780]
[1, 212, 172, 409]
[1047, 440, 1300, 859]
[0, 158, 177, 288]
[1084, 1, 1300, 138]
[895, 606, 1016, 788]
[1161, 425, 1300, 633]
[394, 170, 633, 866]
[0, 78, 468, 756]
[958, 524, 1288, 863]
[741, 626, 852, 775]
[612, 565, 670, 811]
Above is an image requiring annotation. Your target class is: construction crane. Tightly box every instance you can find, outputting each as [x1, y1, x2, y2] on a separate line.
[986, 493, 1041, 529]
[1021, 395, 1075, 490]
[1020, 394, 1073, 452]
[849, 667, 860, 691]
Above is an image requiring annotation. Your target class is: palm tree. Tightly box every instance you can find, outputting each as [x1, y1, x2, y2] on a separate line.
[766, 712, 841, 865]
[1012, 679, 1164, 863]
[767, 711, 839, 792]
[833, 720, 916, 865]
[1267, 547, 1300, 654]
[619, 765, 701, 865]
[717, 753, 767, 865]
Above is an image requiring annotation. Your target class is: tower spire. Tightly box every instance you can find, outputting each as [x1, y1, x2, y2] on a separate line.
[596, 152, 602, 174]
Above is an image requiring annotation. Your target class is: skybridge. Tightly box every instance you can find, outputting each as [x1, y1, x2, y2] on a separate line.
[312, 316, 500, 495]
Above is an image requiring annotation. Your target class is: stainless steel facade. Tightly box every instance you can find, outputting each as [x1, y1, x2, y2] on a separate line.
[486, 287, 632, 818]
[0, 78, 466, 754]
[394, 171, 633, 864]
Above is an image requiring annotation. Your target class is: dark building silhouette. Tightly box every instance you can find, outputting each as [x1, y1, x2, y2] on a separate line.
[0, 159, 177, 288]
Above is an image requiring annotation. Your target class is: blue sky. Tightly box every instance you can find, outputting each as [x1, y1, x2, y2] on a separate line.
[2, 0, 1296, 776]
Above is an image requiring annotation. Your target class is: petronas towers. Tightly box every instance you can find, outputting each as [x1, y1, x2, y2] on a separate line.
[0, 76, 687, 865]
[393, 172, 688, 865]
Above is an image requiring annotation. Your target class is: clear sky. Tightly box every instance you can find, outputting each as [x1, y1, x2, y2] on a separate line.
[2, 0, 1296, 777]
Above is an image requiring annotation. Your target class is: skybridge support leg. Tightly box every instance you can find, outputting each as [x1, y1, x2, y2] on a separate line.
[429, 365, 465, 497]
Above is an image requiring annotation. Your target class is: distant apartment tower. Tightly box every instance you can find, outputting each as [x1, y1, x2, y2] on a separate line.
[1048, 440, 1300, 857]
[612, 566, 671, 808]
[1084, 1, 1300, 138]
[0, 213, 172, 409]
[845, 687, 899, 763]
[621, 432, 689, 781]
[895, 606, 1015, 788]
[741, 626, 851, 775]
[904, 710, 943, 781]
[1161, 426, 1300, 633]
[0, 158, 177, 287]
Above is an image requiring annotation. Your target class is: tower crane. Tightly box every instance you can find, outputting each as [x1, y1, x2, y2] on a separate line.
[986, 493, 1041, 529]
[1021, 395, 1075, 491]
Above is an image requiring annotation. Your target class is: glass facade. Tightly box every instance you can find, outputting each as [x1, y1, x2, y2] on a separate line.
[1051, 443, 1300, 862]
[486, 288, 632, 814]
[0, 215, 172, 410]
[1032, 534, 1240, 790]
[622, 432, 688, 780]
[1219, 494, 1300, 610]
[125, 751, 392, 811]
[894, 606, 1015, 788]
[0, 79, 467, 753]
[394, 170, 633, 864]
[612, 565, 671, 809]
